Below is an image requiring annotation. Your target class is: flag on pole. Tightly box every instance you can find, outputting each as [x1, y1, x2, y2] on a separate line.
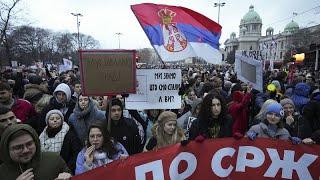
[131, 3, 222, 64]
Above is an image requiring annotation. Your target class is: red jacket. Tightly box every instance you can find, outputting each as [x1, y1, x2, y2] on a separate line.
[11, 98, 37, 123]
[228, 91, 252, 135]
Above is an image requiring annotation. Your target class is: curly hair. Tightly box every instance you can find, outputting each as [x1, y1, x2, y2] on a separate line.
[198, 91, 227, 126]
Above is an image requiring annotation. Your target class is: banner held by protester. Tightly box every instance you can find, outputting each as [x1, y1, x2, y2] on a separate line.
[125, 69, 181, 110]
[79, 50, 136, 96]
[72, 138, 320, 180]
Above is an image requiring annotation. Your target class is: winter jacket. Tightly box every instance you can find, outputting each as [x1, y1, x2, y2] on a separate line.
[302, 100, 320, 144]
[39, 122, 70, 153]
[68, 100, 106, 145]
[290, 83, 310, 113]
[60, 125, 82, 175]
[23, 84, 48, 104]
[255, 92, 269, 109]
[189, 114, 233, 140]
[110, 117, 143, 155]
[39, 83, 76, 133]
[0, 124, 70, 180]
[284, 112, 311, 139]
[247, 122, 290, 140]
[228, 91, 252, 135]
[75, 142, 128, 175]
[9, 98, 37, 123]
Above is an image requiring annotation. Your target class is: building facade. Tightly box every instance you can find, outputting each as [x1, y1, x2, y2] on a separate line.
[224, 5, 320, 66]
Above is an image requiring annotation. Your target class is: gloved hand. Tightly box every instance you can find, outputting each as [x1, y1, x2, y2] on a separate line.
[247, 131, 258, 141]
[233, 132, 244, 140]
[180, 140, 190, 146]
[195, 135, 205, 143]
[289, 136, 302, 144]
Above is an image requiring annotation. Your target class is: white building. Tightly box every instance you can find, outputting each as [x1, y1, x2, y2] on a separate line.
[224, 5, 319, 63]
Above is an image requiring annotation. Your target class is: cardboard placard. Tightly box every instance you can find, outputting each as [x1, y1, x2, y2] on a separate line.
[79, 50, 136, 95]
[125, 69, 181, 110]
[235, 51, 263, 92]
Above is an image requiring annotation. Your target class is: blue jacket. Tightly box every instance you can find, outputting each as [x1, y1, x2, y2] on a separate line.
[75, 142, 128, 175]
[68, 100, 105, 144]
[290, 83, 310, 113]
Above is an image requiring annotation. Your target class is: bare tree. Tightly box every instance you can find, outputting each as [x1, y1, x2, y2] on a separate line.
[0, 0, 21, 66]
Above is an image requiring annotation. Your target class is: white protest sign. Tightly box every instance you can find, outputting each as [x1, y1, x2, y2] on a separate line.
[235, 51, 263, 92]
[11, 61, 18, 67]
[63, 58, 73, 71]
[125, 69, 181, 110]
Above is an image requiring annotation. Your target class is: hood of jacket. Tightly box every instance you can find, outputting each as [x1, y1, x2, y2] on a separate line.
[53, 83, 71, 103]
[0, 124, 41, 167]
[293, 83, 310, 97]
[232, 91, 244, 103]
[73, 98, 95, 118]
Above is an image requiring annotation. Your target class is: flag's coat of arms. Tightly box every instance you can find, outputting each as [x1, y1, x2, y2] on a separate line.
[158, 8, 187, 52]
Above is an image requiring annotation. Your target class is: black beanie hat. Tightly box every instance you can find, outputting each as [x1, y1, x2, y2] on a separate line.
[110, 98, 123, 109]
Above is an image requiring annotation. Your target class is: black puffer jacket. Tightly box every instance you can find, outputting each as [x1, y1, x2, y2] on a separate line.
[110, 117, 143, 155]
[302, 100, 320, 144]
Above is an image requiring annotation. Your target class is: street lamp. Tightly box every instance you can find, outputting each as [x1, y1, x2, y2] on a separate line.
[71, 12, 83, 50]
[115, 32, 123, 49]
[214, 0, 226, 24]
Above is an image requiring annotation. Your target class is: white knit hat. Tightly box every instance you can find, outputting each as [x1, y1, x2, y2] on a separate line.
[45, 109, 64, 125]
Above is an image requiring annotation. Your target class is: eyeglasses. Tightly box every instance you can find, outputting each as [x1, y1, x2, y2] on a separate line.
[10, 140, 35, 154]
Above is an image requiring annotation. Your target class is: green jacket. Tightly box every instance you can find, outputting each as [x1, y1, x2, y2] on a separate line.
[0, 124, 70, 180]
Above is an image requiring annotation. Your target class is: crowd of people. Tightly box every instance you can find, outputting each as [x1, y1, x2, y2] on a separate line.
[0, 62, 319, 179]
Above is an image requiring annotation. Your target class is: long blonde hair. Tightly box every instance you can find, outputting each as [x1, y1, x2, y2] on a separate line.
[151, 111, 185, 149]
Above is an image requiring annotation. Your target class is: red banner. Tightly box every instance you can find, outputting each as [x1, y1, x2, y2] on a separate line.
[72, 138, 320, 180]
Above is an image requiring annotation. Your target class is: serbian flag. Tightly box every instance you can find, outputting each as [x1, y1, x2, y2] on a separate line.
[131, 3, 222, 64]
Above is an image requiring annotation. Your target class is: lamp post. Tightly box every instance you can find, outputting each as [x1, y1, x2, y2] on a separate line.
[115, 32, 122, 49]
[71, 13, 83, 50]
[214, 0, 226, 24]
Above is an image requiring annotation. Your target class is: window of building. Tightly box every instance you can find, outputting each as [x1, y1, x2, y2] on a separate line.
[281, 41, 284, 49]
[280, 52, 283, 59]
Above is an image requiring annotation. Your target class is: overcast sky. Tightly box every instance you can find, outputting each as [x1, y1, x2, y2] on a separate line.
[20, 0, 320, 49]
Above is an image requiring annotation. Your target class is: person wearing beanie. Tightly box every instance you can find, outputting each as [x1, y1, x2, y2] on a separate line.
[40, 109, 81, 174]
[246, 102, 292, 141]
[255, 84, 278, 111]
[144, 111, 185, 151]
[40, 110, 69, 153]
[105, 98, 143, 155]
[280, 98, 311, 139]
[39, 83, 76, 133]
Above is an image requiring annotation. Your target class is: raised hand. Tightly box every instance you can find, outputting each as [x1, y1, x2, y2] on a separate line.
[247, 131, 258, 141]
[84, 145, 95, 164]
[16, 168, 34, 180]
